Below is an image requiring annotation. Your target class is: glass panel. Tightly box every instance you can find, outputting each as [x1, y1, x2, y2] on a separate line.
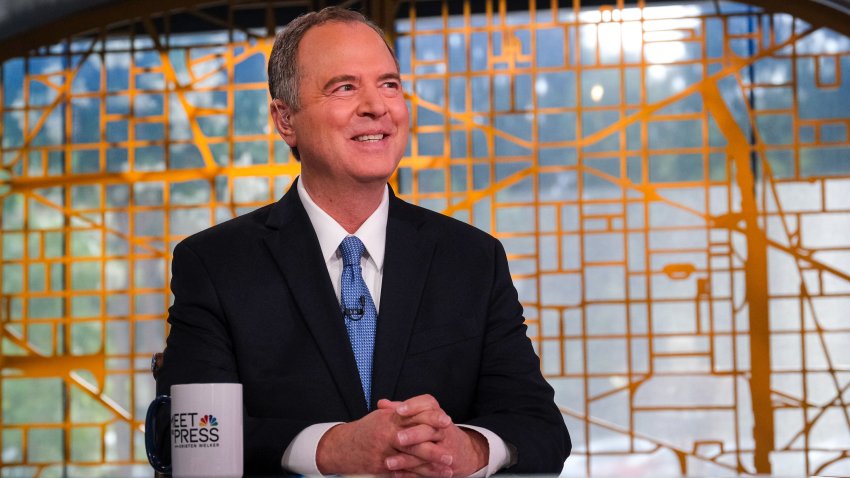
[395, 2, 850, 476]
[1, 1, 849, 476]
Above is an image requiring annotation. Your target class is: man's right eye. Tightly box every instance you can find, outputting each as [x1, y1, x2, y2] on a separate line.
[335, 84, 355, 92]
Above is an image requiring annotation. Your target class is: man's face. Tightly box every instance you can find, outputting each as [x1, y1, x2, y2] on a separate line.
[275, 21, 409, 189]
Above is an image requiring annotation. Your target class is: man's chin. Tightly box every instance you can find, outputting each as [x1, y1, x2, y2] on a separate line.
[353, 171, 397, 186]
[346, 157, 403, 182]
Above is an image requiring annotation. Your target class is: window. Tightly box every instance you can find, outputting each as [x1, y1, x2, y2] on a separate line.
[1, 1, 849, 475]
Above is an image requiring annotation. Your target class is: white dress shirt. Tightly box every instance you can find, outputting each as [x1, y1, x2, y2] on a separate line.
[281, 177, 510, 476]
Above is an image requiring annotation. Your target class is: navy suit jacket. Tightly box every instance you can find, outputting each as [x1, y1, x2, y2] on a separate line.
[158, 181, 570, 474]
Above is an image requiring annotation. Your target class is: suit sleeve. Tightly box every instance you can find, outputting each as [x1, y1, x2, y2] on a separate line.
[158, 241, 309, 475]
[464, 240, 571, 473]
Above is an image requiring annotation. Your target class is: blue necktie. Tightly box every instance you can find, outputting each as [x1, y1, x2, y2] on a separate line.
[338, 236, 377, 409]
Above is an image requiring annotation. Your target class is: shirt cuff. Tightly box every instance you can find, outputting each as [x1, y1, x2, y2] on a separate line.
[281, 422, 342, 475]
[458, 424, 512, 477]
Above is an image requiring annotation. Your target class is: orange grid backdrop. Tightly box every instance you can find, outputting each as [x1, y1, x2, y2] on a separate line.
[1, 1, 850, 476]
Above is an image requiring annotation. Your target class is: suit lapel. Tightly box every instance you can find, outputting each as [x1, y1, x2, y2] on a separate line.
[262, 182, 368, 419]
[372, 193, 435, 405]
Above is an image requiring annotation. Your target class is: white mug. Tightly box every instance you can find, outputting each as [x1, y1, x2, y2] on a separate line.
[146, 383, 243, 478]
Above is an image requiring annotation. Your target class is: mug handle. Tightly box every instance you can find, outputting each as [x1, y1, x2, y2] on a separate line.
[145, 394, 172, 474]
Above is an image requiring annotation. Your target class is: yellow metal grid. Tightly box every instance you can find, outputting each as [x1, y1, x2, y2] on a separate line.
[0, 5, 303, 475]
[394, 1, 850, 475]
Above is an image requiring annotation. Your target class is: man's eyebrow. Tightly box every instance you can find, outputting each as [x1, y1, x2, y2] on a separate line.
[322, 74, 357, 91]
[378, 72, 402, 82]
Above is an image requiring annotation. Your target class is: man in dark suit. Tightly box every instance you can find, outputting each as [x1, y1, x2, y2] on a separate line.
[158, 6, 570, 476]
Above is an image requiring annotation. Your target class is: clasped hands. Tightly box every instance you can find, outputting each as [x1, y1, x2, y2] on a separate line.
[316, 394, 488, 477]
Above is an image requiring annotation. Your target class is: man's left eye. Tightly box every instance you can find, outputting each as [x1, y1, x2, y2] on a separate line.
[382, 82, 400, 89]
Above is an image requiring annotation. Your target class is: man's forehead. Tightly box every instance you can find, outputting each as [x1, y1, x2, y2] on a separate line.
[300, 21, 380, 50]
[298, 21, 395, 66]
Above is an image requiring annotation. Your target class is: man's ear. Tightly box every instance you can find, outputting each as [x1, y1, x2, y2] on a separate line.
[270, 99, 297, 148]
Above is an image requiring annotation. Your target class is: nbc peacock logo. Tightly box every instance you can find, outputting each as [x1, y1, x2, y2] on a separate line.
[199, 415, 219, 427]
[172, 412, 221, 448]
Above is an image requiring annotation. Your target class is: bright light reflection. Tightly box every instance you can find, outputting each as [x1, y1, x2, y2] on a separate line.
[614, 11, 692, 67]
[644, 30, 691, 42]
[579, 9, 601, 23]
[615, 7, 640, 22]
[105, 429, 117, 446]
[535, 77, 549, 96]
[648, 64, 668, 79]
[643, 18, 701, 32]
[590, 84, 605, 102]
[598, 23, 622, 63]
[644, 41, 688, 65]
[641, 4, 703, 20]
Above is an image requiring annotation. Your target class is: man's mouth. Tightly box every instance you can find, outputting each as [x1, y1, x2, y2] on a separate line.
[353, 134, 386, 142]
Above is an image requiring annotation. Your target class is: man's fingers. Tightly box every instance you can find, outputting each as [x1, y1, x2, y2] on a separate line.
[395, 394, 441, 416]
[391, 464, 453, 478]
[378, 398, 402, 410]
[386, 454, 453, 478]
[382, 395, 452, 430]
[395, 423, 445, 447]
[396, 409, 452, 429]
[400, 440, 454, 467]
[385, 452, 427, 471]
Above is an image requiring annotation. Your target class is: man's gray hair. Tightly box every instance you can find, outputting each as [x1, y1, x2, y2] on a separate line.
[267, 6, 399, 111]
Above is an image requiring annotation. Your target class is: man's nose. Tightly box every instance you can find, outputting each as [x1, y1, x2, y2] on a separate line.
[356, 86, 388, 118]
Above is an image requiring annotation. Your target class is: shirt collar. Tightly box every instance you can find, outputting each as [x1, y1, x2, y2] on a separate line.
[296, 176, 388, 272]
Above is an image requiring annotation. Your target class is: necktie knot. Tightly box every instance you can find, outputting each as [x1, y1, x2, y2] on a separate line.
[339, 235, 365, 267]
